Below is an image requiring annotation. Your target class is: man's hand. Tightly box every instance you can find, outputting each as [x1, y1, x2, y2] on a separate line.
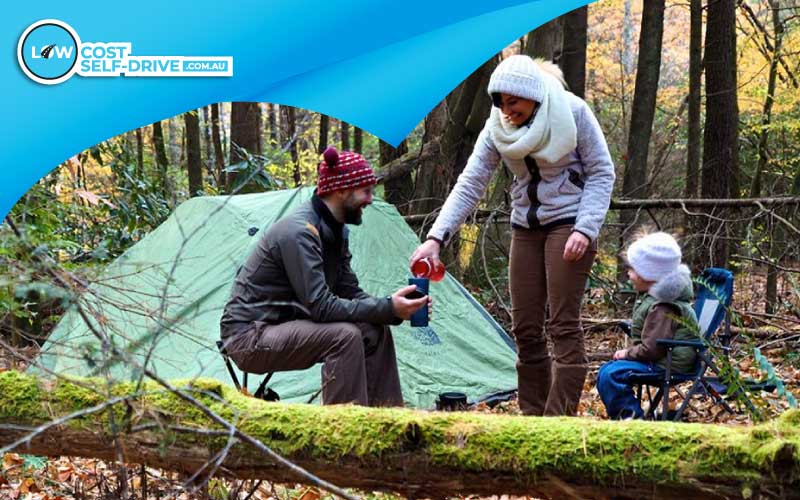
[563, 231, 590, 262]
[391, 285, 432, 320]
[613, 349, 628, 361]
[410, 239, 442, 270]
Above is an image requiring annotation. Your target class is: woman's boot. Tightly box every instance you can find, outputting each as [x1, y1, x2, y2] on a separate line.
[543, 362, 587, 416]
[516, 359, 552, 415]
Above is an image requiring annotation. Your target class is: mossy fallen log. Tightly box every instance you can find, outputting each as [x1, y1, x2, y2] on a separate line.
[0, 371, 798, 499]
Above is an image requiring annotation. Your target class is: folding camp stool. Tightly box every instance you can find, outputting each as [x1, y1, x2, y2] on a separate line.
[216, 340, 280, 401]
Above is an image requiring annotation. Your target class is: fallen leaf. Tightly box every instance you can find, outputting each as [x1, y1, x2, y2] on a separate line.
[74, 189, 101, 206]
[18, 477, 38, 494]
[56, 465, 72, 482]
[4, 454, 23, 470]
[297, 486, 321, 500]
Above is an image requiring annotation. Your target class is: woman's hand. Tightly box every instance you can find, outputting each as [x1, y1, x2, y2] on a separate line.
[613, 349, 628, 361]
[410, 239, 442, 269]
[563, 231, 590, 262]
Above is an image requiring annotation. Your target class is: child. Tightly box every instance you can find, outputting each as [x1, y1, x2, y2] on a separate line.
[597, 231, 700, 420]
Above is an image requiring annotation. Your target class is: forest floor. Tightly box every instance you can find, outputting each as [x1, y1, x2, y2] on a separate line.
[0, 265, 798, 499]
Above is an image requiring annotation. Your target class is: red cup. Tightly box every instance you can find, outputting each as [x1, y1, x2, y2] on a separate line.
[411, 257, 445, 282]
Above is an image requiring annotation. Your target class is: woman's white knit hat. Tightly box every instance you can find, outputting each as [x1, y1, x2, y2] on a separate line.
[626, 232, 682, 282]
[487, 55, 547, 103]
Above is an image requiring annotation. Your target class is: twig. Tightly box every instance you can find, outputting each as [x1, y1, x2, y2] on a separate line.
[756, 201, 800, 236]
[183, 422, 238, 495]
[130, 423, 235, 436]
[740, 309, 800, 326]
[307, 377, 334, 404]
[403, 197, 797, 224]
[480, 208, 510, 320]
[0, 393, 141, 454]
[243, 480, 264, 500]
[757, 334, 800, 351]
[732, 254, 800, 273]
[140, 464, 147, 500]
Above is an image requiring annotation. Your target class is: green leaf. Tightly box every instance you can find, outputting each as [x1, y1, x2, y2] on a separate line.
[21, 454, 47, 472]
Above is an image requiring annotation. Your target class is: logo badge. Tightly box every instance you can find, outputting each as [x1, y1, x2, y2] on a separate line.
[18, 19, 81, 85]
[18, 18, 233, 85]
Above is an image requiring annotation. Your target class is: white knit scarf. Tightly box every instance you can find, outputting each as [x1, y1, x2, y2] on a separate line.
[488, 72, 578, 163]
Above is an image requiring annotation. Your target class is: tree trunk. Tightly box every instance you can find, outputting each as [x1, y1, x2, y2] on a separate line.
[1, 372, 798, 500]
[167, 118, 182, 168]
[757, 1, 784, 315]
[133, 128, 144, 180]
[210, 103, 225, 190]
[686, 0, 702, 199]
[184, 110, 203, 197]
[295, 108, 311, 154]
[702, 0, 740, 267]
[684, 0, 703, 270]
[374, 144, 438, 186]
[560, 6, 588, 98]
[380, 140, 411, 212]
[525, 17, 562, 62]
[618, 0, 665, 281]
[318, 115, 330, 154]
[353, 126, 363, 153]
[410, 57, 496, 275]
[283, 106, 299, 186]
[151, 121, 169, 197]
[411, 103, 450, 217]
[750, 0, 782, 199]
[794, 166, 800, 196]
[765, 220, 782, 315]
[740, 1, 798, 89]
[622, 0, 665, 201]
[411, 57, 496, 216]
[229, 103, 262, 190]
[202, 106, 213, 178]
[341, 121, 350, 150]
[622, 0, 636, 75]
[267, 104, 278, 145]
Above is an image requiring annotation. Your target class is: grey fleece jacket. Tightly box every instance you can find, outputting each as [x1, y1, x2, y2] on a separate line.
[428, 93, 615, 243]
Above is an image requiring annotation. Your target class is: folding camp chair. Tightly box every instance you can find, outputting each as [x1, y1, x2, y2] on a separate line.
[216, 340, 280, 401]
[623, 268, 761, 421]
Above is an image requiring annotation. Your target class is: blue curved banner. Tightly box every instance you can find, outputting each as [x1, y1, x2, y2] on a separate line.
[1, 0, 592, 217]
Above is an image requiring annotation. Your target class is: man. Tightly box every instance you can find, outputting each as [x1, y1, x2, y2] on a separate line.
[220, 146, 429, 406]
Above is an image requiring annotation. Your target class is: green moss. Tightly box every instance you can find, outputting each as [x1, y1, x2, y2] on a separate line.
[1, 371, 798, 491]
[0, 370, 44, 421]
[777, 409, 800, 432]
[50, 377, 105, 413]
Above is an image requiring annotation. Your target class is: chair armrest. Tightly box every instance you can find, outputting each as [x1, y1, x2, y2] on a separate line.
[618, 320, 632, 337]
[656, 339, 706, 349]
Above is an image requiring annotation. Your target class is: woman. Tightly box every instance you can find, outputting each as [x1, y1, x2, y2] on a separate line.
[410, 55, 615, 416]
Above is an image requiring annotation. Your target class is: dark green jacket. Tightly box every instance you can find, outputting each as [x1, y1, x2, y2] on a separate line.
[629, 265, 700, 374]
[220, 196, 397, 338]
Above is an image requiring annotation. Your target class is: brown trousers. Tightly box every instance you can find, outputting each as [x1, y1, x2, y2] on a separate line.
[509, 225, 596, 416]
[223, 320, 403, 407]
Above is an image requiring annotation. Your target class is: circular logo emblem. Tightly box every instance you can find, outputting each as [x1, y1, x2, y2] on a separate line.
[17, 19, 80, 85]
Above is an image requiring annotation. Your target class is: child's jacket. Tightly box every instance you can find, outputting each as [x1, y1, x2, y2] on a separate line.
[628, 265, 700, 374]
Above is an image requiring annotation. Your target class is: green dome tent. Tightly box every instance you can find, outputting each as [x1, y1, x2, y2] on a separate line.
[38, 188, 516, 408]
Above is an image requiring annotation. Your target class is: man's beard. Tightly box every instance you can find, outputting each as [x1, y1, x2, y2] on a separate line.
[343, 205, 363, 225]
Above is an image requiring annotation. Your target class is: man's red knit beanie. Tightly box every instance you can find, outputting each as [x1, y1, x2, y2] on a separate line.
[316, 146, 377, 196]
